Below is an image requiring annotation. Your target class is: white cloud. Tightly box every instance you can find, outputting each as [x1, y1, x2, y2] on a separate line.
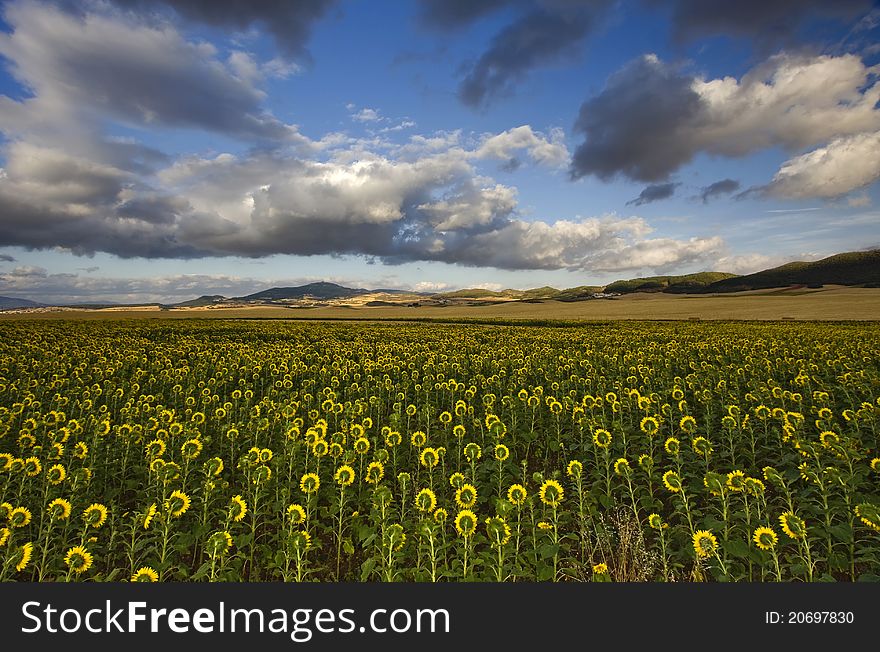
[352, 107, 381, 122]
[475, 125, 569, 167]
[766, 131, 880, 198]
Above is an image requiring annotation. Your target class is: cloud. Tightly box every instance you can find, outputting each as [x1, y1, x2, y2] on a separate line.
[847, 193, 872, 208]
[352, 107, 381, 123]
[474, 125, 569, 167]
[571, 53, 880, 183]
[626, 182, 679, 206]
[418, 1, 612, 108]
[0, 2, 299, 142]
[763, 131, 880, 198]
[658, 0, 874, 46]
[0, 254, 15, 262]
[94, 0, 338, 61]
[698, 179, 740, 203]
[417, 0, 511, 29]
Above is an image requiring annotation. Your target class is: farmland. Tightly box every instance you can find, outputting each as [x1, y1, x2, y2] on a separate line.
[1, 319, 879, 582]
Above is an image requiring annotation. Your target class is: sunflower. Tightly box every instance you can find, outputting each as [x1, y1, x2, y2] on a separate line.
[287, 504, 307, 525]
[664, 437, 680, 456]
[566, 460, 583, 478]
[46, 463, 66, 485]
[870, 458, 880, 473]
[454, 510, 477, 538]
[449, 472, 466, 489]
[353, 437, 371, 455]
[692, 436, 713, 457]
[64, 545, 93, 574]
[131, 566, 159, 582]
[613, 458, 631, 476]
[485, 516, 511, 547]
[726, 470, 746, 492]
[143, 503, 157, 529]
[779, 512, 806, 539]
[692, 530, 718, 559]
[463, 442, 482, 462]
[410, 431, 427, 448]
[819, 431, 839, 449]
[662, 470, 682, 493]
[365, 461, 384, 485]
[593, 429, 612, 448]
[9, 506, 32, 528]
[0, 453, 13, 471]
[14, 541, 34, 572]
[24, 456, 41, 477]
[494, 444, 510, 462]
[165, 490, 191, 518]
[592, 563, 608, 575]
[679, 415, 697, 434]
[854, 503, 880, 532]
[0, 527, 10, 546]
[145, 438, 166, 458]
[433, 507, 448, 524]
[206, 530, 233, 556]
[455, 484, 477, 509]
[647, 513, 667, 530]
[181, 438, 202, 460]
[415, 488, 437, 513]
[205, 456, 224, 477]
[300, 472, 320, 494]
[48, 497, 72, 521]
[334, 464, 356, 487]
[753, 527, 779, 551]
[539, 479, 564, 507]
[537, 521, 552, 530]
[507, 483, 527, 507]
[230, 495, 248, 522]
[640, 416, 659, 435]
[420, 447, 439, 469]
[452, 424, 466, 439]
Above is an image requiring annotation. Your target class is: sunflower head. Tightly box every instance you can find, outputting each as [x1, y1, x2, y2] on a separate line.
[692, 530, 718, 559]
[664, 437, 680, 456]
[206, 530, 233, 557]
[13, 541, 34, 572]
[420, 447, 439, 469]
[9, 506, 32, 528]
[300, 472, 320, 494]
[46, 463, 66, 485]
[566, 460, 583, 478]
[449, 472, 466, 489]
[83, 503, 108, 528]
[753, 527, 779, 551]
[415, 488, 437, 513]
[384, 523, 406, 552]
[494, 444, 510, 462]
[485, 516, 511, 548]
[229, 495, 248, 522]
[662, 470, 683, 493]
[365, 461, 384, 485]
[854, 503, 880, 533]
[726, 470, 746, 492]
[455, 483, 477, 509]
[454, 509, 477, 538]
[287, 503, 307, 526]
[593, 429, 612, 448]
[539, 479, 564, 507]
[334, 464, 356, 487]
[703, 472, 726, 497]
[64, 545, 93, 574]
[463, 442, 482, 462]
[433, 507, 448, 524]
[131, 566, 159, 582]
[692, 436, 712, 457]
[165, 490, 191, 518]
[647, 513, 667, 530]
[290, 530, 311, 553]
[613, 458, 631, 477]
[48, 498, 72, 521]
[507, 483, 527, 507]
[779, 512, 807, 539]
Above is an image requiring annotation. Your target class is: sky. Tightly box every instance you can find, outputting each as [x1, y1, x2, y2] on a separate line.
[0, 0, 878, 304]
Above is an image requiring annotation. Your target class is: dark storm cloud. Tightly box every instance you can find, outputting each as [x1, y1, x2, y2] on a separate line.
[656, 0, 874, 46]
[418, 0, 512, 28]
[417, 1, 612, 108]
[459, 7, 597, 108]
[80, 0, 338, 61]
[0, 3, 297, 142]
[626, 182, 679, 206]
[570, 55, 702, 182]
[0, 254, 15, 262]
[699, 179, 741, 203]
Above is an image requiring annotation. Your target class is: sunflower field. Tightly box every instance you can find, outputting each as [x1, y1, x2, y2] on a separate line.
[0, 319, 878, 582]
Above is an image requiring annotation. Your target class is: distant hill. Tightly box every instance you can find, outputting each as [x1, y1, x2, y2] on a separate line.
[0, 296, 44, 309]
[167, 295, 227, 308]
[239, 282, 369, 301]
[604, 272, 738, 295]
[702, 250, 880, 293]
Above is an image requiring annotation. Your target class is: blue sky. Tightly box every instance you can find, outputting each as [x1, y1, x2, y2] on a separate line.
[0, 0, 878, 303]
